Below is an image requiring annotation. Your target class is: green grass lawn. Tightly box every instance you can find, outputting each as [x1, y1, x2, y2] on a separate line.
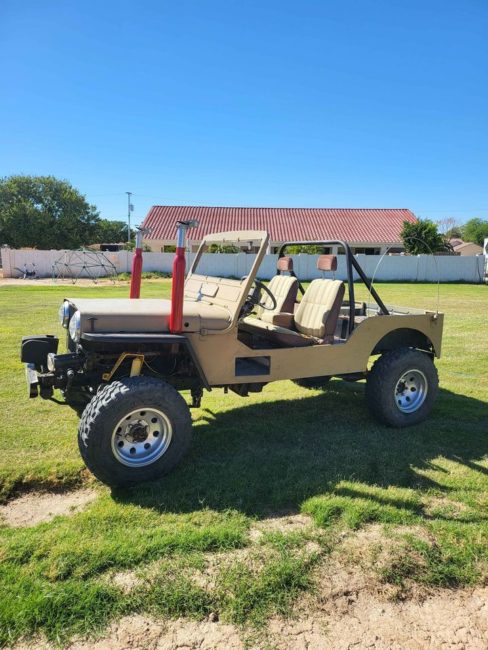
[0, 280, 487, 646]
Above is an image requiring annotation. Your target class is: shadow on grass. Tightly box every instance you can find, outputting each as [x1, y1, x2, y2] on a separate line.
[113, 381, 488, 519]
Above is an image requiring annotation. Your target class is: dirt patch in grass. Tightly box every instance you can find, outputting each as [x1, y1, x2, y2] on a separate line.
[0, 488, 97, 527]
[269, 582, 488, 649]
[97, 515, 319, 599]
[12, 615, 244, 650]
[333, 523, 433, 573]
[191, 547, 255, 592]
[11, 524, 488, 649]
[191, 515, 320, 594]
[81, 616, 243, 650]
[423, 495, 471, 518]
[249, 513, 313, 542]
[17, 583, 488, 649]
[265, 524, 488, 648]
[108, 570, 145, 594]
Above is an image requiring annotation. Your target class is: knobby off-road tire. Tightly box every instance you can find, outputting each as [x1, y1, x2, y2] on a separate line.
[78, 377, 192, 487]
[366, 348, 438, 427]
[293, 376, 331, 390]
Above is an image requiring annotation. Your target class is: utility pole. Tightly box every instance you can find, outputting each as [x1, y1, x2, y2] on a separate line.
[126, 191, 133, 243]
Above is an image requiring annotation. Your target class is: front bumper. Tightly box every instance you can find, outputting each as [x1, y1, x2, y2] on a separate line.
[24, 363, 58, 399]
[25, 363, 39, 398]
[21, 334, 84, 400]
[21, 335, 59, 399]
[21, 335, 59, 366]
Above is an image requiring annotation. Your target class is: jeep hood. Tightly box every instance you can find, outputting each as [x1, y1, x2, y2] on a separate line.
[66, 298, 231, 335]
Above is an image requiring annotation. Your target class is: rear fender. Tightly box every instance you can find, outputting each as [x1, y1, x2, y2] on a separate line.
[372, 328, 436, 357]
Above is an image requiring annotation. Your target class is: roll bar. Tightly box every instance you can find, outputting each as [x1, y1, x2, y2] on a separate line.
[278, 240, 389, 334]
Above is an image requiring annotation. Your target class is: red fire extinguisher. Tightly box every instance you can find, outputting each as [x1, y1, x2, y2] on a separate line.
[169, 220, 198, 333]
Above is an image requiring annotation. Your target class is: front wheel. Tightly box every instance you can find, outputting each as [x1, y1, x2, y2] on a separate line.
[78, 377, 192, 487]
[365, 348, 438, 427]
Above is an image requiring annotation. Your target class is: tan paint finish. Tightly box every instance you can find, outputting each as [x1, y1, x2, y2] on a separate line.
[69, 230, 444, 389]
[186, 231, 269, 332]
[183, 232, 443, 385]
[187, 310, 443, 386]
[69, 298, 231, 334]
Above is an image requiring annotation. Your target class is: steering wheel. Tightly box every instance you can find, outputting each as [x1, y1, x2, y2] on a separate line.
[242, 278, 277, 316]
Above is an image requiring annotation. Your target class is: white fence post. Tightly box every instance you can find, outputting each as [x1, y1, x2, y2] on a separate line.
[0, 248, 13, 277]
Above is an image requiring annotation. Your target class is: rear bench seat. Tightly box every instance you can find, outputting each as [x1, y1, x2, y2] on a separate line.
[240, 255, 345, 347]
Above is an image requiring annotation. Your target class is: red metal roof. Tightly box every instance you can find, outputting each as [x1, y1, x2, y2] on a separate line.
[142, 206, 417, 245]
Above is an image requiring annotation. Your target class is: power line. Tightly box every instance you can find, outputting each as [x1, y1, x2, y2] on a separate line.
[85, 192, 127, 197]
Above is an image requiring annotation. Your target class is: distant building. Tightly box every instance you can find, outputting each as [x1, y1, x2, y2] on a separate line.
[450, 240, 483, 256]
[141, 206, 417, 254]
[449, 238, 464, 249]
[100, 243, 125, 252]
[89, 243, 125, 252]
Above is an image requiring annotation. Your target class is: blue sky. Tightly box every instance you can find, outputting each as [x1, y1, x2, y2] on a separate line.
[1, 0, 487, 228]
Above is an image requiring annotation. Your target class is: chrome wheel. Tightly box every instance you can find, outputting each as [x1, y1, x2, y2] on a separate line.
[394, 369, 428, 413]
[111, 407, 172, 467]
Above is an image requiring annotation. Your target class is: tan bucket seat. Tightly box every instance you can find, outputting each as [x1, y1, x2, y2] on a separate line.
[251, 256, 299, 323]
[240, 255, 345, 347]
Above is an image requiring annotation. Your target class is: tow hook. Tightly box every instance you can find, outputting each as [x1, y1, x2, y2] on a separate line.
[66, 369, 75, 393]
[190, 386, 203, 408]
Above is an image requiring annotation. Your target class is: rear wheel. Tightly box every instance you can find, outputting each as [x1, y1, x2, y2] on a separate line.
[366, 348, 438, 427]
[78, 377, 192, 487]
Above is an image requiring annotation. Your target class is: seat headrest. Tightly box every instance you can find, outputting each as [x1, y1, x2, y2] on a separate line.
[317, 255, 337, 272]
[277, 256, 294, 272]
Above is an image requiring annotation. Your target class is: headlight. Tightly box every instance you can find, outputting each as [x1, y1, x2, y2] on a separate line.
[68, 310, 81, 342]
[58, 301, 70, 328]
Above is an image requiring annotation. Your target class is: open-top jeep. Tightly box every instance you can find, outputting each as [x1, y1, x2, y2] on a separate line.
[21, 226, 444, 487]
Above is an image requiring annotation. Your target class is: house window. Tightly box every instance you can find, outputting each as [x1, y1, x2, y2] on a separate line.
[354, 247, 381, 255]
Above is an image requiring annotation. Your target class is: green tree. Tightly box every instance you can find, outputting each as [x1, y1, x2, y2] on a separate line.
[207, 243, 240, 253]
[286, 244, 329, 254]
[461, 218, 488, 246]
[0, 175, 99, 249]
[123, 241, 152, 252]
[445, 226, 462, 239]
[92, 219, 132, 244]
[400, 219, 451, 255]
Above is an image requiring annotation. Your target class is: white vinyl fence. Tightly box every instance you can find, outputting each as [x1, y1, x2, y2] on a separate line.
[1, 247, 486, 283]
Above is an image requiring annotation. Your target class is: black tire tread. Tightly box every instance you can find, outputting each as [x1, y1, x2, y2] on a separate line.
[78, 376, 192, 487]
[365, 347, 438, 427]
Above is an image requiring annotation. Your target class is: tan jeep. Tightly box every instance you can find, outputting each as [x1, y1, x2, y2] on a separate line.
[21, 230, 444, 487]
